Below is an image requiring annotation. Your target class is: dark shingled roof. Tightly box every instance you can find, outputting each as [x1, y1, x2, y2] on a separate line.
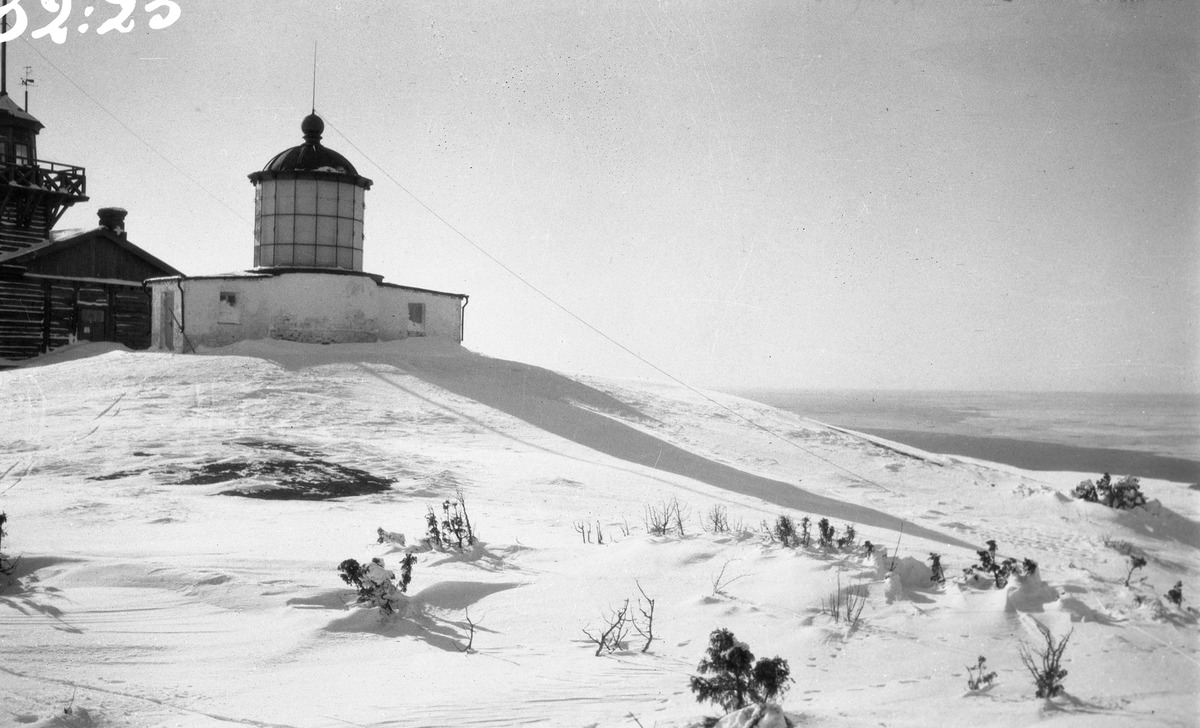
[249, 113, 372, 189]
[0, 93, 44, 132]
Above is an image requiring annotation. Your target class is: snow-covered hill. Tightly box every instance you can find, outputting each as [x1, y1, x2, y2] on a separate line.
[1, 341, 1196, 727]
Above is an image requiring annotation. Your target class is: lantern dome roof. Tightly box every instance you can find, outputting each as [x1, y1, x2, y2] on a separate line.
[256, 113, 361, 177]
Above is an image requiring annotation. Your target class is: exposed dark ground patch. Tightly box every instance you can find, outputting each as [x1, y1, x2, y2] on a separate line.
[181, 439, 395, 500]
[89, 469, 148, 481]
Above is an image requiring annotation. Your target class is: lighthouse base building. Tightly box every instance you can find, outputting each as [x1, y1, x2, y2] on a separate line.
[146, 269, 465, 352]
[147, 113, 467, 353]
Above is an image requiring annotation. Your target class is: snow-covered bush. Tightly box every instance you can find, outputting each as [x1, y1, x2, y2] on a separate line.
[706, 702, 795, 728]
[963, 540, 1036, 589]
[1166, 581, 1184, 607]
[966, 655, 997, 691]
[0, 511, 16, 576]
[377, 527, 405, 546]
[1018, 623, 1071, 699]
[689, 629, 793, 714]
[337, 555, 414, 615]
[1072, 473, 1146, 510]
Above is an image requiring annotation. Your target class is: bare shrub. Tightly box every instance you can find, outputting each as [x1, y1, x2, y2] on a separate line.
[455, 487, 475, 544]
[1018, 622, 1072, 699]
[645, 497, 688, 537]
[573, 520, 592, 543]
[705, 505, 731, 533]
[633, 581, 656, 653]
[582, 600, 631, 656]
[711, 559, 748, 597]
[820, 571, 867, 626]
[1102, 534, 1137, 556]
[644, 499, 676, 536]
[458, 607, 479, 653]
[673, 499, 691, 537]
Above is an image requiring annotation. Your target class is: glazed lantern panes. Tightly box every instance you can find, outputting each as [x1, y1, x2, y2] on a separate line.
[249, 113, 374, 272]
[253, 178, 366, 271]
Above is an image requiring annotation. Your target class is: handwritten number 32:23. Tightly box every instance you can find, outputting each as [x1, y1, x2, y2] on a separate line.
[0, 0, 182, 42]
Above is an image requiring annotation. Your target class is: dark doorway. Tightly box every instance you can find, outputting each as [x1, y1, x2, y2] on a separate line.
[77, 307, 107, 341]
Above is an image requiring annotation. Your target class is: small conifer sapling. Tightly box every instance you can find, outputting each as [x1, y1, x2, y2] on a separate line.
[817, 518, 835, 548]
[928, 553, 945, 584]
[773, 515, 796, 547]
[689, 628, 793, 714]
[1166, 581, 1184, 607]
[426, 508, 443, 549]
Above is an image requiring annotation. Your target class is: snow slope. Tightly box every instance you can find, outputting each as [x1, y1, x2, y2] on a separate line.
[1, 340, 1196, 727]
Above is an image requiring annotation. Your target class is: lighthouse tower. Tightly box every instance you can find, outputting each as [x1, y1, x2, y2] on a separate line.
[248, 113, 373, 271]
[146, 111, 467, 351]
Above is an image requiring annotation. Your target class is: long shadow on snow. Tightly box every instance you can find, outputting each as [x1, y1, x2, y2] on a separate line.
[298, 582, 518, 651]
[387, 354, 975, 551]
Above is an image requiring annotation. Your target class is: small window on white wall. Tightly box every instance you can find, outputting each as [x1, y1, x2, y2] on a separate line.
[218, 291, 242, 324]
[408, 303, 425, 326]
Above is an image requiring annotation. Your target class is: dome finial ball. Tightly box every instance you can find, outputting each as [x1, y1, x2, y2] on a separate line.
[301, 113, 324, 143]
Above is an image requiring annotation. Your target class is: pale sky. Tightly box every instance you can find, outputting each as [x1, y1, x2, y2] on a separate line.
[17, 0, 1198, 392]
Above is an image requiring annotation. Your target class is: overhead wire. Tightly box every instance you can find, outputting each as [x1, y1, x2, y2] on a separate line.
[324, 118, 901, 497]
[12, 34, 900, 499]
[18, 37, 249, 225]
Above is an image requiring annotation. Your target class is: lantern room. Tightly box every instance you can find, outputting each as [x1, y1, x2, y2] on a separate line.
[248, 113, 373, 271]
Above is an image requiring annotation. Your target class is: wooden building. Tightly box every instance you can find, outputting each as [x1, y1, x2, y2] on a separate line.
[0, 209, 182, 360]
[0, 75, 181, 361]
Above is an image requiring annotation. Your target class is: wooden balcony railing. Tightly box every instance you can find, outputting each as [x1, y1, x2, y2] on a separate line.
[0, 159, 86, 198]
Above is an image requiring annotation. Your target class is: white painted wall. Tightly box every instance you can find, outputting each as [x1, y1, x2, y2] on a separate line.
[147, 272, 464, 351]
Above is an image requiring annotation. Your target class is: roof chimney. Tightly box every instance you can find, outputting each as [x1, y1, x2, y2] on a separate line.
[98, 207, 127, 238]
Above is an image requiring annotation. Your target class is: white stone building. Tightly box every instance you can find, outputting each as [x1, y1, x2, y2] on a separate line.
[147, 113, 467, 352]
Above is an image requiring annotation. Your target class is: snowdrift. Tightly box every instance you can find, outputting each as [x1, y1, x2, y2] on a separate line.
[1, 340, 1196, 727]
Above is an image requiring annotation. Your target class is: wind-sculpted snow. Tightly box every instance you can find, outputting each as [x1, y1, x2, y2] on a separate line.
[390, 348, 975, 551]
[0, 340, 1196, 727]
